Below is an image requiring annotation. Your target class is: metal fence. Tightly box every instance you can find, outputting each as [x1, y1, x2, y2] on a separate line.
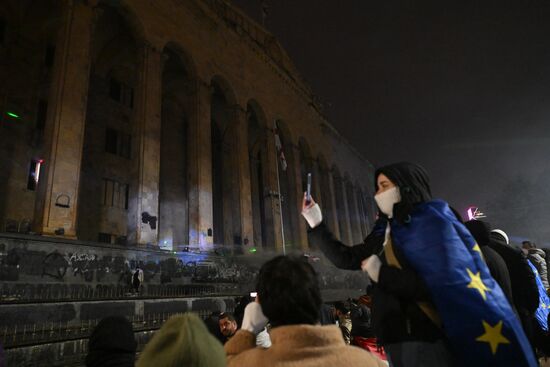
[1, 308, 230, 349]
[0, 282, 241, 304]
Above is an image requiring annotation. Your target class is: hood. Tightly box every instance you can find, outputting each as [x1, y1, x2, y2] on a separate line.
[528, 248, 546, 258]
[465, 220, 491, 247]
[86, 316, 136, 367]
[137, 313, 226, 367]
[375, 162, 432, 224]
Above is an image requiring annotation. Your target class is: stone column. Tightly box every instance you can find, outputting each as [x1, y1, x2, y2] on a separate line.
[325, 170, 340, 239]
[232, 105, 254, 250]
[34, 0, 95, 238]
[348, 183, 363, 243]
[188, 79, 213, 247]
[340, 177, 353, 244]
[309, 158, 322, 208]
[265, 127, 284, 252]
[291, 145, 308, 251]
[133, 43, 162, 246]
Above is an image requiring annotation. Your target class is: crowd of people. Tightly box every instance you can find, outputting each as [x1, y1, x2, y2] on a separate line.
[80, 161, 550, 367]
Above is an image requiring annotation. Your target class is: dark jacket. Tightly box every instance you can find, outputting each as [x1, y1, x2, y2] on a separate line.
[309, 221, 445, 345]
[489, 239, 539, 315]
[526, 248, 549, 289]
[350, 302, 374, 338]
[86, 316, 136, 367]
[464, 220, 514, 308]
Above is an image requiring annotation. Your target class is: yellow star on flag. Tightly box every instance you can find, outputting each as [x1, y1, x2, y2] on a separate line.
[473, 244, 482, 255]
[467, 268, 490, 300]
[476, 320, 510, 354]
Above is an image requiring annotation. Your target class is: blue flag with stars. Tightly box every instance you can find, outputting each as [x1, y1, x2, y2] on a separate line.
[527, 260, 549, 332]
[391, 200, 536, 367]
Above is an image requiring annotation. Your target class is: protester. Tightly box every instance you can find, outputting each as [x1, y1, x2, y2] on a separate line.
[224, 255, 386, 367]
[464, 219, 514, 306]
[302, 161, 536, 367]
[319, 303, 337, 325]
[85, 316, 136, 367]
[334, 301, 353, 344]
[350, 295, 374, 340]
[219, 312, 238, 343]
[132, 266, 143, 294]
[523, 241, 550, 290]
[351, 293, 387, 362]
[204, 311, 226, 343]
[489, 229, 540, 353]
[137, 313, 226, 367]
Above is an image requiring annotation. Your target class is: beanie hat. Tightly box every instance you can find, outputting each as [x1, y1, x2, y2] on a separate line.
[86, 316, 136, 367]
[137, 313, 226, 367]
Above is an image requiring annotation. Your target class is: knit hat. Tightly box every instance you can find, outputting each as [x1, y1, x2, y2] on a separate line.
[137, 313, 226, 367]
[85, 316, 136, 367]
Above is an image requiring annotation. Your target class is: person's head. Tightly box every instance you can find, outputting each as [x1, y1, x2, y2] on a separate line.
[86, 316, 136, 367]
[257, 255, 322, 327]
[333, 301, 350, 317]
[218, 312, 237, 337]
[137, 313, 226, 367]
[374, 162, 432, 223]
[522, 241, 535, 250]
[490, 229, 510, 245]
[465, 220, 491, 247]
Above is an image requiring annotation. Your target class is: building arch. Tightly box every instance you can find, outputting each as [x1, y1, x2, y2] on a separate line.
[210, 76, 241, 248]
[157, 45, 195, 250]
[0, 0, 63, 230]
[247, 99, 274, 249]
[77, 3, 143, 244]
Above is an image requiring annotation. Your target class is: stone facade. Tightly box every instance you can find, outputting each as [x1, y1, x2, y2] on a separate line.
[0, 0, 375, 252]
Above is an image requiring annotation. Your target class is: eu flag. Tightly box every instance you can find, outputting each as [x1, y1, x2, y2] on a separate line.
[391, 200, 536, 367]
[527, 260, 549, 332]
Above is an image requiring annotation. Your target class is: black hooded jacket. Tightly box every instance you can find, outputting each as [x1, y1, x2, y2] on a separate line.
[86, 316, 136, 367]
[308, 162, 445, 344]
[488, 235, 539, 316]
[464, 220, 514, 308]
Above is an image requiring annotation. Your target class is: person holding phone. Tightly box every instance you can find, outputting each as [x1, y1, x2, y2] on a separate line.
[301, 162, 535, 367]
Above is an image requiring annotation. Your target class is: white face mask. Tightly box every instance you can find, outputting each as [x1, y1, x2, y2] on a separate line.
[375, 187, 401, 218]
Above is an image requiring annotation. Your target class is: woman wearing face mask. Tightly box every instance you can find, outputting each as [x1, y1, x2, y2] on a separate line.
[302, 162, 535, 367]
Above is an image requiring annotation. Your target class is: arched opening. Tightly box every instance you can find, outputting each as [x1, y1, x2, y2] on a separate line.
[248, 100, 272, 249]
[77, 4, 142, 244]
[211, 77, 241, 248]
[0, 0, 62, 232]
[158, 46, 194, 251]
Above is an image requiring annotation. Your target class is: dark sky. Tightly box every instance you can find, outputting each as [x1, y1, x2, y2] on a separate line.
[231, 0, 550, 240]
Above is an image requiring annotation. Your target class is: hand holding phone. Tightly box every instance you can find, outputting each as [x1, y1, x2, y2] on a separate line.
[306, 173, 312, 205]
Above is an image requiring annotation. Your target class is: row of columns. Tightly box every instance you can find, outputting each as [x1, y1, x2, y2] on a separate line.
[34, 0, 371, 251]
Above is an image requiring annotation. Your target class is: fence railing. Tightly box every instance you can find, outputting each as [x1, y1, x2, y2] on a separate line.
[1, 308, 230, 349]
[0, 282, 241, 304]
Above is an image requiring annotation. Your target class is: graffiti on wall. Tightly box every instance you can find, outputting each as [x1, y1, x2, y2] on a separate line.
[0, 238, 367, 294]
[0, 241, 259, 286]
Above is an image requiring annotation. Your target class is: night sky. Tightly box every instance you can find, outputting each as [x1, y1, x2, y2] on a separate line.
[231, 0, 550, 242]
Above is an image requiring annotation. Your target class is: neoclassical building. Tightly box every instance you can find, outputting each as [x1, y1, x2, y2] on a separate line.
[0, 0, 375, 253]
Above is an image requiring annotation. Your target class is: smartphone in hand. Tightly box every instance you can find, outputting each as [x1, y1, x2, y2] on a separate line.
[306, 173, 312, 205]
